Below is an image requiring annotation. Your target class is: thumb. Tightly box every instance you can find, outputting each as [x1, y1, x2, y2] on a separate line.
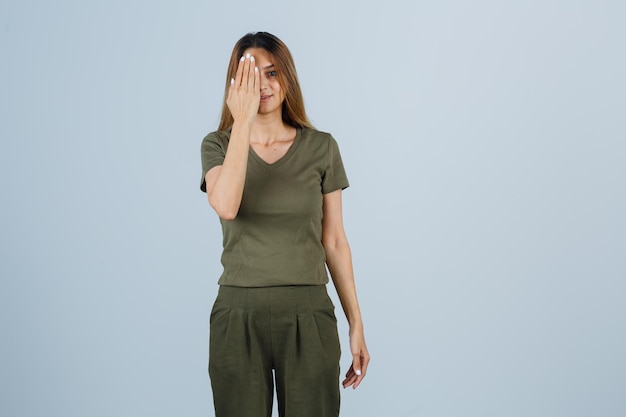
[352, 353, 362, 376]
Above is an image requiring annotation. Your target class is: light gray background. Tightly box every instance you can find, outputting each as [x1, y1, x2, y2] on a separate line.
[1, 1, 624, 416]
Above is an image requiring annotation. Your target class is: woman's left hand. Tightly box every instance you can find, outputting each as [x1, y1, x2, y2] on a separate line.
[342, 325, 370, 389]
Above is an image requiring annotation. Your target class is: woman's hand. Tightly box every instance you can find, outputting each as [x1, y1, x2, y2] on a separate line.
[342, 325, 370, 389]
[226, 53, 260, 124]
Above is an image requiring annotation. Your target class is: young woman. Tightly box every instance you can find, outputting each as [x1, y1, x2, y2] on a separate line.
[200, 32, 369, 417]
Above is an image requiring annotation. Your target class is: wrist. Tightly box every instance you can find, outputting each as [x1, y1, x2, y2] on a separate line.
[348, 317, 364, 330]
[230, 121, 253, 142]
[231, 118, 254, 130]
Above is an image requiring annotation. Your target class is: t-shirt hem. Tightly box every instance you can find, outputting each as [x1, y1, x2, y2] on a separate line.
[217, 282, 330, 288]
[322, 183, 350, 194]
[200, 160, 223, 193]
[217, 277, 330, 287]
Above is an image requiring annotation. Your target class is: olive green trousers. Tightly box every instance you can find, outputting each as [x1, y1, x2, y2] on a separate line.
[208, 285, 341, 417]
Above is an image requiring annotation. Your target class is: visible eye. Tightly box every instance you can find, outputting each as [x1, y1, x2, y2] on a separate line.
[267, 71, 277, 78]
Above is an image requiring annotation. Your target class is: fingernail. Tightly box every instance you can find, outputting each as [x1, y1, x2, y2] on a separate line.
[255, 67, 258, 72]
[240, 56, 245, 62]
[246, 53, 250, 59]
[250, 56, 255, 62]
[231, 78, 234, 85]
[356, 370, 361, 376]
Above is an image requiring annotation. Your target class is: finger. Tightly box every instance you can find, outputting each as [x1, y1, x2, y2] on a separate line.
[234, 55, 245, 87]
[342, 364, 358, 388]
[353, 373, 364, 389]
[242, 53, 252, 89]
[342, 373, 357, 388]
[247, 55, 256, 90]
[254, 60, 260, 91]
[233, 56, 244, 88]
[239, 53, 249, 88]
[353, 353, 370, 389]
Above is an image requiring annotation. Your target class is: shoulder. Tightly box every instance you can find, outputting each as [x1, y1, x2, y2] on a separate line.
[201, 129, 231, 149]
[299, 127, 339, 151]
[301, 126, 333, 142]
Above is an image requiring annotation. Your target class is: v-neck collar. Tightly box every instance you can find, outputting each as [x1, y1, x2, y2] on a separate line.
[249, 127, 302, 169]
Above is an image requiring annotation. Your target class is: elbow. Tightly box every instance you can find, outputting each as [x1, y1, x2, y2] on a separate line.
[207, 185, 242, 220]
[208, 196, 239, 220]
[217, 209, 238, 221]
[322, 237, 348, 254]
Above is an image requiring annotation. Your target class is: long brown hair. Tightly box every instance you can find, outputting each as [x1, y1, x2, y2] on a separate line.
[218, 32, 313, 131]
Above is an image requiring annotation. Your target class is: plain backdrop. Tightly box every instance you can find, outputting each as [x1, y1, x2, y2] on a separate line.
[1, 1, 625, 416]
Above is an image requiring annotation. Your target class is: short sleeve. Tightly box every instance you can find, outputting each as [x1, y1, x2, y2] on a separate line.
[200, 131, 227, 193]
[321, 135, 350, 194]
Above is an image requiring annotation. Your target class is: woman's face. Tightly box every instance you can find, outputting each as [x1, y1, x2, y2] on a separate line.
[243, 47, 284, 117]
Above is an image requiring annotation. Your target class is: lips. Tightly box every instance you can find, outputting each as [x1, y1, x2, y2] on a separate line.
[260, 95, 272, 103]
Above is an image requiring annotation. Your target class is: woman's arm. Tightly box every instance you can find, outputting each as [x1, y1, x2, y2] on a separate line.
[322, 189, 370, 389]
[205, 54, 260, 220]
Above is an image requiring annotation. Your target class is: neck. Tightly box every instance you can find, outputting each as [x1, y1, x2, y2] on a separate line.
[250, 113, 292, 145]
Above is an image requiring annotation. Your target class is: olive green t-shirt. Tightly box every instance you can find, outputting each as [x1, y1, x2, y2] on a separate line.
[200, 127, 349, 287]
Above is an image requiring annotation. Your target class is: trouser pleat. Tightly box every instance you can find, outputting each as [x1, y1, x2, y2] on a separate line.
[209, 285, 340, 417]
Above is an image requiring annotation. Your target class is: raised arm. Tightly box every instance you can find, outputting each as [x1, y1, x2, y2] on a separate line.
[322, 189, 370, 389]
[205, 54, 260, 220]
